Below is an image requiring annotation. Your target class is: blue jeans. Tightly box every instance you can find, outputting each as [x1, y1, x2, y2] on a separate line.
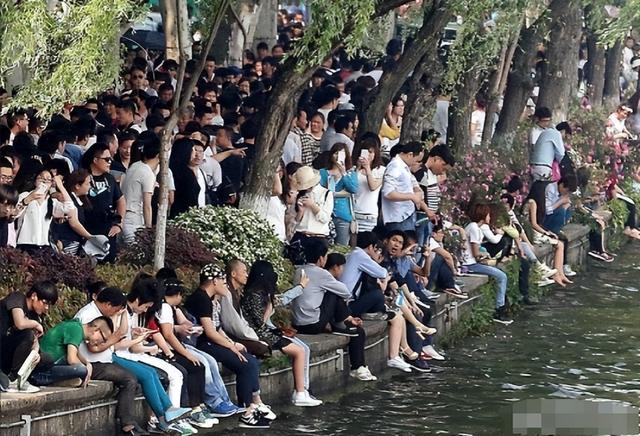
[348, 290, 386, 317]
[385, 213, 416, 232]
[544, 208, 572, 234]
[466, 263, 508, 308]
[333, 216, 351, 246]
[415, 217, 433, 263]
[428, 254, 456, 290]
[30, 362, 87, 386]
[113, 355, 172, 418]
[185, 344, 232, 408]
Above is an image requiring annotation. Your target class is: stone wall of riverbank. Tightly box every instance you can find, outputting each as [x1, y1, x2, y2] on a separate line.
[0, 224, 596, 435]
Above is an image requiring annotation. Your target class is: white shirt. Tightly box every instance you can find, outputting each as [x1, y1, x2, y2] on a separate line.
[16, 193, 74, 246]
[156, 302, 175, 325]
[470, 110, 485, 147]
[295, 184, 334, 236]
[462, 222, 482, 266]
[196, 168, 206, 207]
[266, 196, 287, 242]
[282, 131, 302, 165]
[114, 310, 142, 361]
[200, 147, 222, 189]
[353, 166, 385, 217]
[75, 302, 113, 363]
[381, 156, 415, 224]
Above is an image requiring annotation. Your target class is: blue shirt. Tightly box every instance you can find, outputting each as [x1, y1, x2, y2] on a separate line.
[320, 168, 358, 222]
[530, 128, 565, 167]
[64, 143, 85, 171]
[340, 247, 388, 298]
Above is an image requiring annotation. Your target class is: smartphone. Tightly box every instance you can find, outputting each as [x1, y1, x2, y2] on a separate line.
[360, 149, 370, 161]
[36, 182, 48, 195]
[337, 150, 346, 166]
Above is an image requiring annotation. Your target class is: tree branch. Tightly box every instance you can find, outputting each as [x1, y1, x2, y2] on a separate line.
[374, 0, 421, 18]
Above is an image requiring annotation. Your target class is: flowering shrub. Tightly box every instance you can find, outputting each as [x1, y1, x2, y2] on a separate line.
[118, 225, 217, 270]
[172, 206, 290, 285]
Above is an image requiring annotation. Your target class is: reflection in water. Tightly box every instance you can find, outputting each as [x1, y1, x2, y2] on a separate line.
[214, 246, 640, 435]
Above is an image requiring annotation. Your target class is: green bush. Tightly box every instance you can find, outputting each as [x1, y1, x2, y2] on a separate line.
[118, 225, 217, 270]
[43, 285, 88, 330]
[173, 206, 290, 286]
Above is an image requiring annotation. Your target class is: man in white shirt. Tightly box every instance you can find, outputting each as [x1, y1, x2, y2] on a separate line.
[121, 138, 160, 243]
[381, 142, 425, 231]
[74, 288, 143, 435]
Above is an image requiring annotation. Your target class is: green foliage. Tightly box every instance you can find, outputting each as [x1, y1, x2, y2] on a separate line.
[590, 0, 640, 45]
[119, 225, 217, 270]
[43, 285, 88, 330]
[172, 205, 290, 285]
[289, 0, 377, 70]
[608, 199, 629, 229]
[0, 0, 144, 118]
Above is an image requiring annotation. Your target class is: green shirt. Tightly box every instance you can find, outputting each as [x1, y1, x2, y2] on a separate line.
[40, 319, 84, 364]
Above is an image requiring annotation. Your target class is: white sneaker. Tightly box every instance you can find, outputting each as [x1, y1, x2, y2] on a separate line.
[535, 262, 557, 279]
[536, 278, 555, 287]
[255, 403, 277, 421]
[422, 345, 445, 361]
[6, 380, 40, 393]
[387, 356, 412, 373]
[350, 365, 378, 381]
[291, 391, 323, 407]
[563, 265, 577, 277]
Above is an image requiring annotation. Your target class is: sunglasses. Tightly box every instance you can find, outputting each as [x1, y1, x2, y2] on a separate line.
[96, 156, 113, 163]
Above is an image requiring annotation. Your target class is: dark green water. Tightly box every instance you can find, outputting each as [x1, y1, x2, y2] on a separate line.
[220, 244, 640, 435]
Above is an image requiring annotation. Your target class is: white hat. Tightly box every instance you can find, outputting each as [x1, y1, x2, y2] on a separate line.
[294, 166, 321, 191]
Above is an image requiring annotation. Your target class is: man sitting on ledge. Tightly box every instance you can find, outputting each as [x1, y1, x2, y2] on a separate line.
[290, 238, 377, 382]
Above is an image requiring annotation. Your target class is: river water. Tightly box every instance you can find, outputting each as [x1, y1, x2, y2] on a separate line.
[220, 244, 640, 435]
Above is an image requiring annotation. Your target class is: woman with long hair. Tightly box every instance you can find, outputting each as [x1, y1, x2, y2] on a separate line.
[319, 142, 359, 246]
[352, 133, 385, 233]
[169, 138, 207, 218]
[53, 169, 95, 254]
[240, 260, 322, 407]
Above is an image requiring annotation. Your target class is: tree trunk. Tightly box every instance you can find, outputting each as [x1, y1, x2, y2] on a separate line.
[154, 0, 230, 270]
[228, 0, 260, 67]
[399, 56, 439, 143]
[603, 39, 622, 110]
[239, 65, 314, 212]
[448, 71, 481, 153]
[584, 32, 605, 108]
[536, 0, 582, 121]
[160, 0, 180, 61]
[493, 20, 543, 146]
[358, 0, 451, 138]
[177, 0, 192, 61]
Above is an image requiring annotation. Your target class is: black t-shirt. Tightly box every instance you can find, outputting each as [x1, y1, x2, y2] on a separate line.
[184, 288, 213, 322]
[0, 218, 9, 247]
[0, 292, 39, 335]
[85, 172, 123, 235]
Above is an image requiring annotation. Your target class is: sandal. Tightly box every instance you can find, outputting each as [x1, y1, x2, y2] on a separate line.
[401, 347, 418, 361]
[415, 325, 437, 336]
[444, 288, 469, 299]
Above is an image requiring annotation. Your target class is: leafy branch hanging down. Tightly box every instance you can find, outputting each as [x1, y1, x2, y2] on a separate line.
[0, 0, 144, 118]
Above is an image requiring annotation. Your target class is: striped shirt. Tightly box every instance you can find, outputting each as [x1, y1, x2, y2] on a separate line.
[419, 169, 441, 212]
[300, 132, 321, 166]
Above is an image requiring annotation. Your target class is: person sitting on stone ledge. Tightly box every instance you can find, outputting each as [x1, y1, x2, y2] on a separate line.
[0, 280, 58, 394]
[290, 238, 377, 382]
[31, 316, 112, 387]
[338, 232, 422, 373]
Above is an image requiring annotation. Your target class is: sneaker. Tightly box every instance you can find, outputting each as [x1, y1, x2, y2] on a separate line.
[165, 407, 193, 423]
[188, 410, 217, 428]
[350, 365, 378, 381]
[492, 307, 514, 325]
[331, 325, 359, 337]
[387, 356, 412, 373]
[522, 297, 538, 306]
[291, 391, 323, 407]
[536, 278, 555, 287]
[444, 287, 469, 299]
[238, 410, 270, 429]
[563, 265, 577, 277]
[588, 251, 608, 261]
[404, 357, 431, 372]
[122, 423, 150, 436]
[422, 289, 441, 300]
[422, 345, 445, 361]
[535, 262, 557, 279]
[207, 402, 241, 418]
[255, 403, 276, 421]
[168, 420, 196, 435]
[6, 379, 40, 393]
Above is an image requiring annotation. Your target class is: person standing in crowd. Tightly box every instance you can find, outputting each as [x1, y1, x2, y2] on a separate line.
[81, 142, 126, 262]
[121, 137, 160, 243]
[169, 138, 207, 218]
[300, 112, 325, 165]
[291, 166, 334, 246]
[530, 122, 570, 182]
[381, 142, 425, 232]
[0, 183, 18, 248]
[352, 133, 385, 233]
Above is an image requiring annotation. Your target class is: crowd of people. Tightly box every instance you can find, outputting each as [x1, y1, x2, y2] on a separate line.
[1, 8, 640, 435]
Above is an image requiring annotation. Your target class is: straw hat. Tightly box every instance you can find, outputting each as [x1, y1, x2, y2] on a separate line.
[294, 166, 321, 191]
